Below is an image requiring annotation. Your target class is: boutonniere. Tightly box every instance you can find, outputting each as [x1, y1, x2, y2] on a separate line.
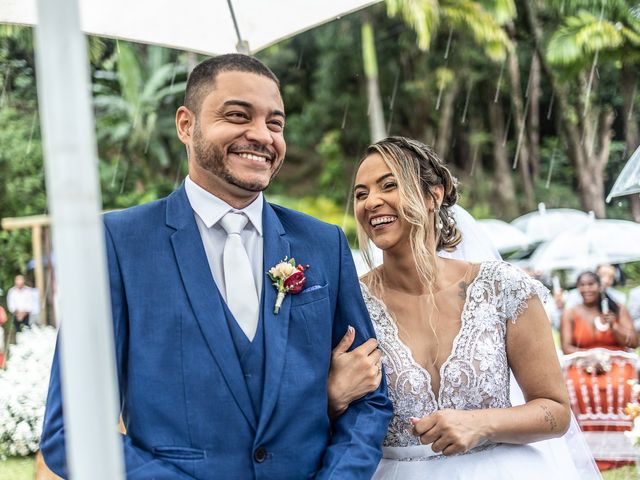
[267, 258, 308, 314]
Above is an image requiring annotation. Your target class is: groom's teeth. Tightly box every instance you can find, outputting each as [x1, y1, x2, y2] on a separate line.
[371, 216, 397, 227]
[238, 152, 267, 162]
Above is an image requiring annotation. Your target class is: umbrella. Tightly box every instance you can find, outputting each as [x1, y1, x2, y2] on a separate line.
[478, 219, 532, 253]
[529, 219, 640, 271]
[607, 144, 640, 202]
[511, 204, 591, 244]
[1, 0, 379, 55]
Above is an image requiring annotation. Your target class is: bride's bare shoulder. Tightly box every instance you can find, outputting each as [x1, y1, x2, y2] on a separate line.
[359, 267, 382, 289]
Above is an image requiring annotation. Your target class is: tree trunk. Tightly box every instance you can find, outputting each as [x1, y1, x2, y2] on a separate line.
[621, 63, 640, 221]
[523, 2, 611, 217]
[435, 78, 461, 162]
[527, 52, 541, 179]
[505, 28, 535, 210]
[361, 15, 387, 143]
[488, 99, 518, 219]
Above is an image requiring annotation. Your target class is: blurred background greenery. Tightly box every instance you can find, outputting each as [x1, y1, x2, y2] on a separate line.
[1, 0, 640, 293]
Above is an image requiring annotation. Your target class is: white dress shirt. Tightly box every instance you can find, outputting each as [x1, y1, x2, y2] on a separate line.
[7, 286, 36, 314]
[184, 176, 264, 304]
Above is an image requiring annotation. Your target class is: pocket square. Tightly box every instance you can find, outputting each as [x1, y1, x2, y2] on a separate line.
[300, 285, 324, 294]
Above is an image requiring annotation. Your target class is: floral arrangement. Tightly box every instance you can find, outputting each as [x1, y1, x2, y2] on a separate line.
[624, 380, 640, 447]
[267, 258, 307, 313]
[0, 326, 57, 457]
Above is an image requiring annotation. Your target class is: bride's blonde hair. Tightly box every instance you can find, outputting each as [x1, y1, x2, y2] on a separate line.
[356, 136, 461, 296]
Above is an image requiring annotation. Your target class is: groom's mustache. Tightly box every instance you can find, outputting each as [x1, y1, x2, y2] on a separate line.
[229, 143, 276, 162]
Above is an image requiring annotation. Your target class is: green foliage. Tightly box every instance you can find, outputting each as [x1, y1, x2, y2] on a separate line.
[0, 105, 45, 294]
[266, 195, 358, 244]
[93, 41, 188, 199]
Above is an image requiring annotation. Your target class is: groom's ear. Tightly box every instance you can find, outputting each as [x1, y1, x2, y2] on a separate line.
[176, 106, 195, 145]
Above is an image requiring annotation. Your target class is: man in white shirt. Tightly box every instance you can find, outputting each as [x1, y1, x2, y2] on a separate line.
[7, 274, 33, 333]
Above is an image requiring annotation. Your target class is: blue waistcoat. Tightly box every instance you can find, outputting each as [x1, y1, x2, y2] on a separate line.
[225, 306, 265, 418]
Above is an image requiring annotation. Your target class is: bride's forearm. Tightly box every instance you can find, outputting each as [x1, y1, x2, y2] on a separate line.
[482, 399, 570, 444]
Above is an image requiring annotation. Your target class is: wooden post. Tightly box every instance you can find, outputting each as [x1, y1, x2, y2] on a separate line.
[32, 224, 46, 324]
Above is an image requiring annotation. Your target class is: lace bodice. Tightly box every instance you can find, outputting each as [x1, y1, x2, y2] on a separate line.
[362, 261, 548, 448]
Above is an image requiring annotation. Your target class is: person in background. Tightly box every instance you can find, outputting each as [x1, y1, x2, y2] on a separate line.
[553, 264, 627, 324]
[595, 264, 626, 305]
[560, 270, 637, 470]
[7, 274, 34, 334]
[561, 271, 637, 354]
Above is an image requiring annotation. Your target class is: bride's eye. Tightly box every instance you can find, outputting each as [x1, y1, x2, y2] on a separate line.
[383, 182, 397, 190]
[354, 191, 368, 200]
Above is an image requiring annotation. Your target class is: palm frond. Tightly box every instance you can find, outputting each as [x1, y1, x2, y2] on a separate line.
[478, 0, 517, 25]
[386, 0, 440, 51]
[547, 11, 623, 65]
[116, 42, 143, 110]
[441, 0, 513, 60]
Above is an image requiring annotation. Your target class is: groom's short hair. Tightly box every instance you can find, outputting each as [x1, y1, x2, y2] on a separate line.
[184, 54, 280, 114]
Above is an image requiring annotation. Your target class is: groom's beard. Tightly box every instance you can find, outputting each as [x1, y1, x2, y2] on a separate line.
[192, 125, 280, 193]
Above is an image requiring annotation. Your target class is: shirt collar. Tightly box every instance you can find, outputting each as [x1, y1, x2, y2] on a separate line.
[184, 175, 263, 236]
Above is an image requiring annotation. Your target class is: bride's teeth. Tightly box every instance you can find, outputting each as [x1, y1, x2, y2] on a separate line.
[371, 216, 397, 226]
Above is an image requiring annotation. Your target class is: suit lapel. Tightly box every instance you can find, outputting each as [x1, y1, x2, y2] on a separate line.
[166, 186, 257, 430]
[257, 203, 291, 437]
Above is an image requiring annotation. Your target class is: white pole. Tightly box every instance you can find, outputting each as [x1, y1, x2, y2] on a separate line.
[34, 0, 125, 478]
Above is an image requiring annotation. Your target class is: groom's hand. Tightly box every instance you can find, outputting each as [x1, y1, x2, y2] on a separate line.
[411, 409, 487, 456]
[327, 326, 382, 420]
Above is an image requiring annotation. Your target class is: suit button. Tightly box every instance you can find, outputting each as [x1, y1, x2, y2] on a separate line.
[254, 447, 267, 463]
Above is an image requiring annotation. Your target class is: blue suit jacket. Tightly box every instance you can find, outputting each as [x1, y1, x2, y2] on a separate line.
[41, 185, 393, 479]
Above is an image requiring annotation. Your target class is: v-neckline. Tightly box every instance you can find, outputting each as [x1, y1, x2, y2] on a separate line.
[362, 261, 487, 406]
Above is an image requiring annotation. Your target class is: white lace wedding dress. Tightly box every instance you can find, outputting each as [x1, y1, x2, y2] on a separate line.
[363, 261, 597, 480]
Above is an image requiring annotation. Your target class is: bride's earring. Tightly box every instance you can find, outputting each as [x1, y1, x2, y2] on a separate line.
[434, 207, 443, 232]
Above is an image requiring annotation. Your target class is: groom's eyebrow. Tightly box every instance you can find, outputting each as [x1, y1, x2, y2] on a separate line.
[223, 99, 286, 119]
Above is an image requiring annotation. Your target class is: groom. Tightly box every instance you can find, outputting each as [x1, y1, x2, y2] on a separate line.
[41, 54, 392, 479]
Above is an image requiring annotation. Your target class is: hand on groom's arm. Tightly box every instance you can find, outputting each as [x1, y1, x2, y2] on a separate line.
[315, 227, 393, 480]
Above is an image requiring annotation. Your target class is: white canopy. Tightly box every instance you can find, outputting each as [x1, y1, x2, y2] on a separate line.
[529, 219, 640, 271]
[478, 219, 532, 253]
[1, 0, 379, 54]
[511, 206, 591, 244]
[607, 144, 640, 202]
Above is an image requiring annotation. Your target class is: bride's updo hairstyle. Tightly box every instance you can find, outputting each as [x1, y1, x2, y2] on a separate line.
[356, 136, 461, 293]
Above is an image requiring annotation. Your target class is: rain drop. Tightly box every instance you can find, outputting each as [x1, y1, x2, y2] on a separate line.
[26, 110, 37, 155]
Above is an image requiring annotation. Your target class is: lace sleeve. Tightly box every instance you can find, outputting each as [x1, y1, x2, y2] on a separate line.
[498, 262, 550, 324]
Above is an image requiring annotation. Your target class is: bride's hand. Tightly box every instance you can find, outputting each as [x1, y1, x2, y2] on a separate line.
[411, 409, 488, 456]
[327, 326, 382, 420]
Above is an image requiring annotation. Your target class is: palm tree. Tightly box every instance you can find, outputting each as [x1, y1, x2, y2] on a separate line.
[526, 0, 640, 217]
[93, 42, 187, 195]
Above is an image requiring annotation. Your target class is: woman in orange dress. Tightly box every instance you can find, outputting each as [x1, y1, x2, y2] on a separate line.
[561, 270, 638, 469]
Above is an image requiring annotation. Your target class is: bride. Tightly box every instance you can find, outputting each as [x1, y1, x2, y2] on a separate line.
[327, 136, 599, 479]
